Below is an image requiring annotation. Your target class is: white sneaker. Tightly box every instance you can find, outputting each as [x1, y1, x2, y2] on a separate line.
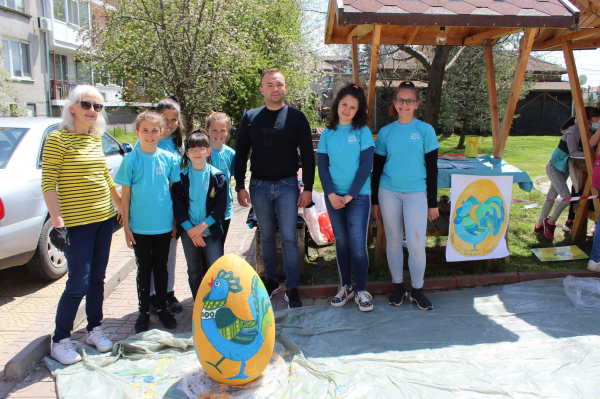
[588, 259, 600, 272]
[51, 338, 82, 365]
[355, 291, 374, 312]
[331, 285, 355, 307]
[85, 326, 113, 352]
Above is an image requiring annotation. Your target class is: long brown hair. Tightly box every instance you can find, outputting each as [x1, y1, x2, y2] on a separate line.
[326, 83, 368, 130]
[561, 106, 600, 131]
[156, 98, 185, 150]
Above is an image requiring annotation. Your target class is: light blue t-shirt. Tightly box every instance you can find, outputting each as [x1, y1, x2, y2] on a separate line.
[374, 119, 440, 193]
[182, 164, 221, 235]
[210, 145, 235, 220]
[316, 124, 374, 195]
[115, 147, 181, 234]
[135, 137, 183, 163]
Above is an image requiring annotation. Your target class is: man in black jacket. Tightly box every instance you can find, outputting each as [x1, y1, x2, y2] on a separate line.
[234, 68, 315, 308]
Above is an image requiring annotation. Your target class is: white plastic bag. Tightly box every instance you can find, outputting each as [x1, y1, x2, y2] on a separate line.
[563, 275, 600, 308]
[312, 191, 327, 213]
[304, 191, 335, 246]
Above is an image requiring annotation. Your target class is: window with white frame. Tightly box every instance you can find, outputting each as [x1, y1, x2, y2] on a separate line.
[53, 0, 89, 26]
[2, 39, 31, 79]
[0, 0, 25, 13]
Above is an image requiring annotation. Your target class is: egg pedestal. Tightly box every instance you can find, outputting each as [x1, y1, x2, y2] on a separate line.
[192, 254, 276, 385]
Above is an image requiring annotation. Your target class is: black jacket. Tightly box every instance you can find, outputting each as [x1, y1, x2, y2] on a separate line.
[172, 165, 227, 240]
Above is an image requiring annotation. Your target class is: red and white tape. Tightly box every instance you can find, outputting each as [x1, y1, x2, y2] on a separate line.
[511, 195, 600, 204]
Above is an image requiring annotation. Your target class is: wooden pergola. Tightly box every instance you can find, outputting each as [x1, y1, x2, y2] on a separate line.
[324, 0, 600, 265]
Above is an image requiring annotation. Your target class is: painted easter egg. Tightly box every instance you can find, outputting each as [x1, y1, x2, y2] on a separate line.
[450, 179, 507, 257]
[192, 254, 275, 385]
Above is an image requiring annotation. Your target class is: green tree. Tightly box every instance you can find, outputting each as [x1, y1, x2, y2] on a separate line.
[0, 66, 28, 117]
[82, 0, 318, 133]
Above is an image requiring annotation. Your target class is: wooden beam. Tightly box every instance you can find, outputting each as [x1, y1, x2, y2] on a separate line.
[367, 24, 382, 129]
[485, 43, 500, 150]
[561, 38, 600, 50]
[494, 28, 535, 159]
[331, 34, 464, 46]
[352, 35, 359, 84]
[532, 28, 600, 50]
[463, 28, 522, 46]
[346, 24, 372, 43]
[405, 26, 420, 45]
[324, 0, 336, 44]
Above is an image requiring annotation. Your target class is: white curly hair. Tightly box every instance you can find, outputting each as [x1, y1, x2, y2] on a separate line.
[60, 85, 106, 137]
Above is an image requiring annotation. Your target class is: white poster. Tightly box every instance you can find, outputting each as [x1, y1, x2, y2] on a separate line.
[446, 175, 513, 262]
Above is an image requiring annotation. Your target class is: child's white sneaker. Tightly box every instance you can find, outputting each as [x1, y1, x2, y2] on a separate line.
[85, 326, 113, 352]
[588, 259, 600, 272]
[51, 338, 81, 365]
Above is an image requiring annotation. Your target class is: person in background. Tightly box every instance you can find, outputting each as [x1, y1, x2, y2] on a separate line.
[234, 68, 315, 309]
[317, 83, 375, 312]
[371, 81, 439, 311]
[116, 111, 180, 333]
[43, 85, 121, 365]
[534, 107, 600, 240]
[172, 132, 227, 299]
[205, 112, 235, 251]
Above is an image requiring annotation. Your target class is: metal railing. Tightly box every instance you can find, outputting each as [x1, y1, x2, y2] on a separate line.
[50, 80, 81, 100]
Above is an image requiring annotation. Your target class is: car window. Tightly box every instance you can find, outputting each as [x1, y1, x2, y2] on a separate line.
[102, 133, 121, 156]
[0, 128, 28, 169]
[37, 124, 61, 168]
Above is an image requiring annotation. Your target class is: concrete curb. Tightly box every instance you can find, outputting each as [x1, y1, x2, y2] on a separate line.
[3, 255, 135, 382]
[297, 269, 600, 298]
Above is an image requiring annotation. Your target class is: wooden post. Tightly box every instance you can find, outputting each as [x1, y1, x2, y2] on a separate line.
[484, 42, 500, 150]
[352, 36, 359, 85]
[562, 39, 600, 242]
[494, 29, 535, 159]
[367, 24, 382, 129]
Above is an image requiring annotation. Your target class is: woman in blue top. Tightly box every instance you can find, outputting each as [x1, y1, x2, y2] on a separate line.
[317, 83, 375, 312]
[534, 107, 600, 240]
[371, 81, 439, 311]
[135, 98, 186, 314]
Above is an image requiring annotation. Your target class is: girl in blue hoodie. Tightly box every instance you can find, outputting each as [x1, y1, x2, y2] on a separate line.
[534, 106, 600, 240]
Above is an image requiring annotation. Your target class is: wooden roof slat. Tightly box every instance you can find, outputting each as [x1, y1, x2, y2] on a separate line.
[533, 27, 600, 50]
[463, 28, 524, 46]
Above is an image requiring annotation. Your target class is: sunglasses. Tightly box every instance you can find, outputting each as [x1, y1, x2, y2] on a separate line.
[395, 98, 417, 106]
[78, 100, 104, 112]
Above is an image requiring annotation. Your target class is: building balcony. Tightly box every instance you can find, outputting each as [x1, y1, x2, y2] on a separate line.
[50, 79, 80, 101]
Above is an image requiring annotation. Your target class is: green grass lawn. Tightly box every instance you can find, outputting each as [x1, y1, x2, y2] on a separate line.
[303, 134, 594, 286]
[110, 127, 138, 145]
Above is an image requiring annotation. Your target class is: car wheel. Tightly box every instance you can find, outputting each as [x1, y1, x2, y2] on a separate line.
[26, 218, 68, 280]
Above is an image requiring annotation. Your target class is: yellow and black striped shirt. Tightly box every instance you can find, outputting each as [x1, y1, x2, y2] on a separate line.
[41, 129, 116, 227]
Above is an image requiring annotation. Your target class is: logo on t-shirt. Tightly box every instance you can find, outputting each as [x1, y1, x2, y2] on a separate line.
[221, 161, 227, 170]
[156, 166, 163, 175]
[204, 181, 209, 191]
[348, 135, 357, 143]
[411, 132, 420, 140]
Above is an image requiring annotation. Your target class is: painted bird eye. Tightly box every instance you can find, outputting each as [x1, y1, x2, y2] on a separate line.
[214, 281, 220, 287]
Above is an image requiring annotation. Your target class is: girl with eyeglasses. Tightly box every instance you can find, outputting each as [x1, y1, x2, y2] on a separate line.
[134, 98, 186, 315]
[317, 83, 375, 312]
[371, 81, 439, 311]
[42, 85, 121, 364]
[172, 132, 227, 299]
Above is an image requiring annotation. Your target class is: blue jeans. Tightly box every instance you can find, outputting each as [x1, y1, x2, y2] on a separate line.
[325, 194, 371, 292]
[250, 177, 300, 289]
[180, 231, 223, 299]
[592, 214, 600, 262]
[54, 217, 114, 343]
[378, 189, 428, 289]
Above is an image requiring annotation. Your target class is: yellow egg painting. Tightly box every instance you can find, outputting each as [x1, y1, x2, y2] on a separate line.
[449, 179, 507, 257]
[192, 254, 275, 385]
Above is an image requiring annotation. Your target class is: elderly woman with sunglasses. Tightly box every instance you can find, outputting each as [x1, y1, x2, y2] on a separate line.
[42, 85, 122, 365]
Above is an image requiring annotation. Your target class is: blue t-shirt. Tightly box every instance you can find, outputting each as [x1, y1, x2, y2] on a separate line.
[374, 119, 440, 193]
[135, 137, 183, 163]
[181, 164, 221, 235]
[210, 145, 235, 220]
[115, 147, 181, 234]
[316, 124, 374, 195]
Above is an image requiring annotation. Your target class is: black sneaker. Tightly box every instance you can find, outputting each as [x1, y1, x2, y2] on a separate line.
[265, 279, 282, 299]
[166, 291, 182, 313]
[149, 295, 158, 316]
[388, 283, 407, 306]
[409, 288, 433, 310]
[157, 310, 177, 329]
[135, 313, 150, 333]
[284, 287, 302, 308]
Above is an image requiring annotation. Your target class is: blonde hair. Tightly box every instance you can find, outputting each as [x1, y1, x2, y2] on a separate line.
[135, 111, 164, 131]
[60, 85, 106, 137]
[205, 111, 232, 135]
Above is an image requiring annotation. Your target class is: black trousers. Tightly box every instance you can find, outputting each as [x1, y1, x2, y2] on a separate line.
[133, 232, 171, 313]
[221, 219, 231, 252]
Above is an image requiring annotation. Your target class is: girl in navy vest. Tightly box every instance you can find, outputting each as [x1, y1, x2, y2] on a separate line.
[317, 83, 375, 312]
[534, 107, 600, 240]
[172, 132, 227, 300]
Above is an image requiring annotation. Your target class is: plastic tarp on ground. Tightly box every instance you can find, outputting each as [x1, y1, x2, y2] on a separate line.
[47, 278, 600, 398]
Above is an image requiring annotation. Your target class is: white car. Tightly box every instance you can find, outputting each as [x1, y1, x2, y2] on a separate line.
[0, 118, 132, 279]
